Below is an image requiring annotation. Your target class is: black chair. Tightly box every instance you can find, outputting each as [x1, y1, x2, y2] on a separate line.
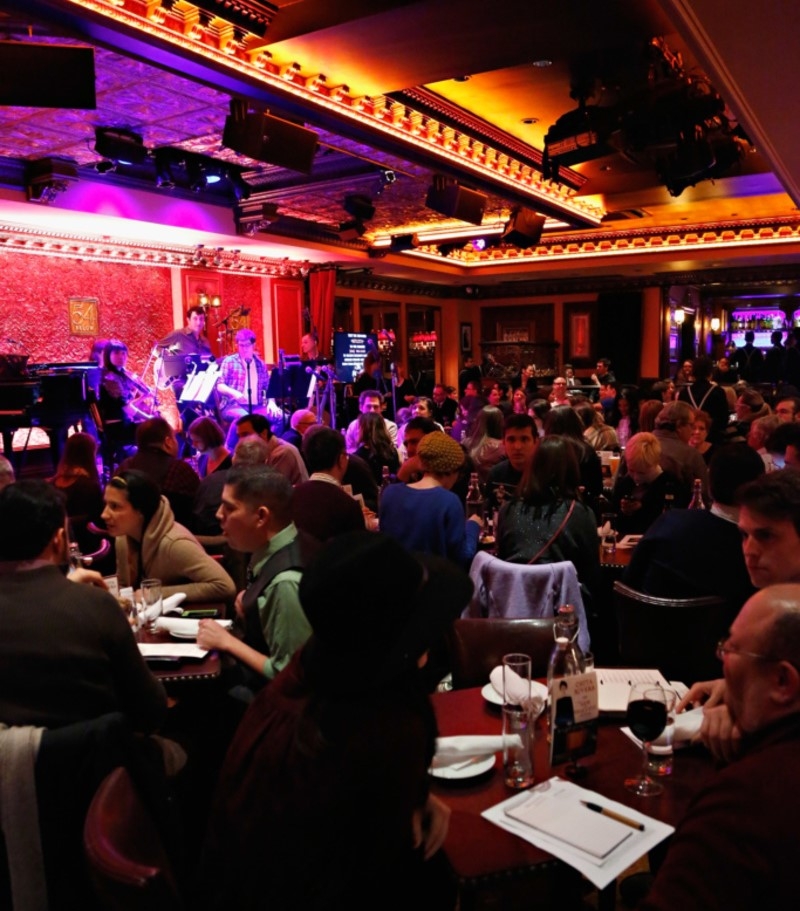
[613, 581, 737, 685]
[447, 617, 556, 689]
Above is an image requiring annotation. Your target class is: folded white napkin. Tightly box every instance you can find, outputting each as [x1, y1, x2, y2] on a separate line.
[489, 666, 548, 716]
[434, 735, 507, 765]
[161, 593, 187, 615]
[664, 705, 705, 745]
[153, 617, 232, 637]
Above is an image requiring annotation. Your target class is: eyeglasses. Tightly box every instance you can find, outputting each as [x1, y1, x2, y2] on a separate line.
[716, 639, 778, 663]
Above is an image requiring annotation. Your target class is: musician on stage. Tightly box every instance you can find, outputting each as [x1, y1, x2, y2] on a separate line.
[155, 306, 213, 398]
[99, 339, 153, 466]
[300, 331, 320, 362]
[217, 328, 281, 446]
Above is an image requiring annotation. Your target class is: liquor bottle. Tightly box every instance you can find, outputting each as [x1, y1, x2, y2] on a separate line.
[465, 471, 485, 519]
[547, 604, 585, 687]
[688, 478, 704, 509]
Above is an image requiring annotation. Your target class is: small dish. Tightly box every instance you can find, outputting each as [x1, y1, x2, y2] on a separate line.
[169, 629, 198, 640]
[429, 754, 495, 780]
[481, 683, 503, 706]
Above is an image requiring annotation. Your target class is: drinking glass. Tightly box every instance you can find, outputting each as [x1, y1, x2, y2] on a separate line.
[647, 689, 678, 776]
[624, 683, 668, 796]
[600, 512, 618, 558]
[502, 653, 535, 789]
[140, 578, 163, 631]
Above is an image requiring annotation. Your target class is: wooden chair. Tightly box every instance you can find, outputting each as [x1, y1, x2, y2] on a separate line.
[613, 581, 737, 685]
[447, 617, 556, 689]
[84, 766, 182, 911]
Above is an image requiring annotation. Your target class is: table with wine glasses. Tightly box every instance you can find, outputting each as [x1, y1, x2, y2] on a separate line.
[429, 686, 717, 911]
[135, 602, 225, 684]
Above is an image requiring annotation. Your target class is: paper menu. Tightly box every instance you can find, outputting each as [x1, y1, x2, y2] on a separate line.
[483, 777, 675, 890]
[504, 788, 632, 860]
[596, 668, 673, 713]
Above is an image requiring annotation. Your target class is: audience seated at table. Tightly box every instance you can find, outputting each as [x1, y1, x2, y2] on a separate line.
[353, 411, 401, 485]
[396, 416, 437, 483]
[199, 531, 470, 911]
[485, 414, 539, 515]
[119, 417, 200, 528]
[574, 400, 618, 452]
[746, 414, 781, 472]
[496, 434, 601, 609]
[196, 466, 318, 689]
[688, 408, 718, 466]
[0, 480, 166, 732]
[652, 401, 708, 499]
[640, 584, 800, 911]
[103, 469, 236, 604]
[543, 406, 604, 514]
[380, 431, 481, 569]
[291, 427, 365, 541]
[187, 416, 231, 479]
[608, 387, 639, 450]
[611, 432, 687, 535]
[678, 355, 730, 443]
[624, 443, 764, 603]
[232, 413, 308, 486]
[463, 405, 506, 484]
[47, 431, 104, 553]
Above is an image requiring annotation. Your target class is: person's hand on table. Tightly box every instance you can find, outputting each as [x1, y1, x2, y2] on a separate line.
[68, 568, 108, 589]
[698, 703, 742, 764]
[677, 677, 727, 713]
[413, 794, 450, 860]
[197, 619, 236, 652]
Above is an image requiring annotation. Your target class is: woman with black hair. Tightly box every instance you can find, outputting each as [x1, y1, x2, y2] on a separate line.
[102, 468, 235, 603]
[543, 405, 603, 511]
[496, 435, 601, 605]
[354, 411, 400, 485]
[609, 387, 640, 449]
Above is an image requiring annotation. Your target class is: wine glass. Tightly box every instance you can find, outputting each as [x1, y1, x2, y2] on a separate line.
[625, 683, 668, 796]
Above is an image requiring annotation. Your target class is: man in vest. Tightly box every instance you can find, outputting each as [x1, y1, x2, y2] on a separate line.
[677, 355, 730, 442]
[197, 464, 317, 689]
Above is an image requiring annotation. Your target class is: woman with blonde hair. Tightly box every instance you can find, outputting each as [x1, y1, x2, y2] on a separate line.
[611, 432, 686, 534]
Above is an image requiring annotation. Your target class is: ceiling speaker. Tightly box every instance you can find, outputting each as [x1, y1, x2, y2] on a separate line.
[425, 182, 487, 225]
[501, 209, 546, 247]
[223, 111, 318, 174]
[0, 42, 96, 109]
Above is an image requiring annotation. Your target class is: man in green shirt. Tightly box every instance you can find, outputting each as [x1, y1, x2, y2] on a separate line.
[197, 465, 317, 686]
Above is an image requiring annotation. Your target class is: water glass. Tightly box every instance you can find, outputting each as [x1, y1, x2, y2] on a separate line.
[502, 653, 535, 789]
[140, 578, 163, 631]
[647, 689, 678, 776]
[600, 512, 618, 557]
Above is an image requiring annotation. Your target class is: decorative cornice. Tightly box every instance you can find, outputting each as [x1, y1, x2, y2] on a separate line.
[0, 222, 317, 276]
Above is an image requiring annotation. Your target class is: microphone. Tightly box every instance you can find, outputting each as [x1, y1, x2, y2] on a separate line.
[305, 366, 324, 378]
[168, 344, 181, 354]
[390, 362, 398, 376]
[279, 349, 285, 370]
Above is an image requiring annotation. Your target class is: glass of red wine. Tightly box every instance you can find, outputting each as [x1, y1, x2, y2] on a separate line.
[625, 683, 668, 796]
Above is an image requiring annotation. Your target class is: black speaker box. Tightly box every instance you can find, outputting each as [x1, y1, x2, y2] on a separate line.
[502, 209, 546, 247]
[223, 111, 318, 174]
[425, 183, 487, 225]
[0, 43, 96, 108]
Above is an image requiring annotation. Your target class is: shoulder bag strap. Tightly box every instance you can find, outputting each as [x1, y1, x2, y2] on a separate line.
[527, 500, 576, 565]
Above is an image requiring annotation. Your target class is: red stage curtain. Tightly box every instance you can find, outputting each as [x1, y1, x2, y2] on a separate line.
[308, 268, 336, 356]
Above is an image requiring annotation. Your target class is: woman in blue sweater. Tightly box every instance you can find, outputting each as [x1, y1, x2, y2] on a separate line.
[379, 431, 481, 569]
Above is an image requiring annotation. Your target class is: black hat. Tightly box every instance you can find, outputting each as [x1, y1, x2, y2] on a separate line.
[299, 531, 473, 687]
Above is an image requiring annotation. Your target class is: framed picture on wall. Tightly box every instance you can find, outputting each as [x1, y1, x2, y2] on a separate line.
[563, 302, 597, 365]
[461, 322, 473, 353]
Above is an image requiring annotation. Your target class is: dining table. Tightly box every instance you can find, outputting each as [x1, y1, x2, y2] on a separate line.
[430, 685, 717, 911]
[135, 602, 225, 684]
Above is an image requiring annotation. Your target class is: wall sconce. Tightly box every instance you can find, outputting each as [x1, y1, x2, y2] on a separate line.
[198, 291, 208, 307]
[674, 308, 685, 325]
[710, 317, 721, 333]
[210, 295, 222, 308]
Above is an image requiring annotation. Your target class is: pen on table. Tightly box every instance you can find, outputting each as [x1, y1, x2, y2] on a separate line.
[580, 801, 645, 831]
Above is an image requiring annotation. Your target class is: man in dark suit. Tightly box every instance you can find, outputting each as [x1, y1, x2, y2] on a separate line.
[624, 443, 765, 605]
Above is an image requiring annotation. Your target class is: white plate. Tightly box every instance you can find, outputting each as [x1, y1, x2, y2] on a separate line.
[169, 630, 198, 640]
[429, 754, 496, 780]
[481, 683, 504, 706]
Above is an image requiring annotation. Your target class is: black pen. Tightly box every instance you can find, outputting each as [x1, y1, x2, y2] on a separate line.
[580, 800, 645, 831]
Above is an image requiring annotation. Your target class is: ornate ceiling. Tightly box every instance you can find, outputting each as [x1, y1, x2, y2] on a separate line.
[0, 0, 799, 289]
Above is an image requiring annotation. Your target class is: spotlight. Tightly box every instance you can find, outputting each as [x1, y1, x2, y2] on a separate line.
[93, 127, 148, 165]
[185, 158, 208, 192]
[153, 149, 175, 189]
[337, 219, 366, 241]
[94, 160, 116, 175]
[25, 157, 78, 204]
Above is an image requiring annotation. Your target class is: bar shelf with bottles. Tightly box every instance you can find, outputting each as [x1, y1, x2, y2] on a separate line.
[728, 308, 788, 349]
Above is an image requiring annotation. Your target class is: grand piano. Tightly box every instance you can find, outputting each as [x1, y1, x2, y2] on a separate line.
[0, 354, 98, 469]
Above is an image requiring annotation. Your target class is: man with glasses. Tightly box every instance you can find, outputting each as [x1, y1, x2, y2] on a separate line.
[549, 376, 570, 407]
[217, 328, 281, 446]
[640, 584, 800, 911]
[679, 470, 800, 758]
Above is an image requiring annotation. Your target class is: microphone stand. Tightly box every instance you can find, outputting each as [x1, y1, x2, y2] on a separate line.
[245, 358, 253, 415]
[327, 366, 338, 430]
[390, 363, 398, 422]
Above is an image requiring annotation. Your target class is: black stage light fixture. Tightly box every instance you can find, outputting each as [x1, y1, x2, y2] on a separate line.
[344, 193, 375, 221]
[425, 177, 487, 225]
[223, 100, 318, 174]
[153, 149, 175, 189]
[0, 42, 96, 108]
[337, 219, 367, 241]
[94, 127, 148, 165]
[234, 199, 281, 235]
[25, 158, 78, 204]
[501, 208, 546, 248]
